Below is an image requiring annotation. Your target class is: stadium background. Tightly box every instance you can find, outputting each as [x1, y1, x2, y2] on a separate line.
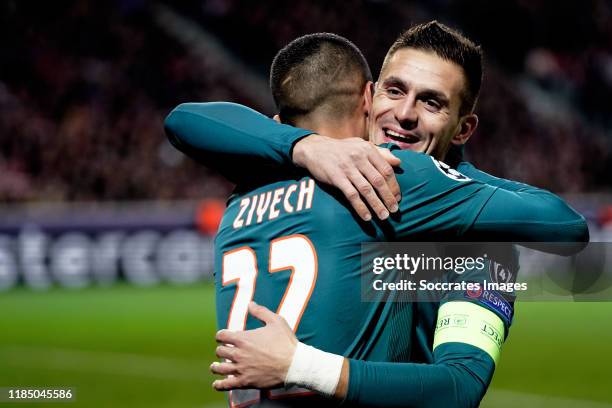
[0, 1, 611, 407]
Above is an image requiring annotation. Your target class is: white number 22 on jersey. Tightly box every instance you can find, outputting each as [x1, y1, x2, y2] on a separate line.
[222, 234, 318, 332]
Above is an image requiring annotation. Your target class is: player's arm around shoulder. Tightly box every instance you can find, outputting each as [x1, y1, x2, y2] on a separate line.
[164, 102, 404, 221]
[457, 161, 589, 250]
[395, 152, 589, 246]
[164, 101, 311, 162]
[468, 177, 589, 248]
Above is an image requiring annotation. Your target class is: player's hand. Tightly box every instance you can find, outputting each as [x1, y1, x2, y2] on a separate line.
[292, 134, 401, 221]
[211, 302, 297, 391]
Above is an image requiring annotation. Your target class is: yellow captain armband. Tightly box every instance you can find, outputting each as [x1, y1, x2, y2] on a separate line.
[433, 301, 505, 365]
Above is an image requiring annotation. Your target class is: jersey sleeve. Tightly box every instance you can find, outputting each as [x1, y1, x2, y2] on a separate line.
[457, 161, 537, 191]
[468, 187, 588, 244]
[384, 150, 589, 246]
[347, 333, 495, 407]
[164, 102, 312, 184]
[458, 161, 588, 242]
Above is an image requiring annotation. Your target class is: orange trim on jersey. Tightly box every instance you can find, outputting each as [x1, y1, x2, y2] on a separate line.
[267, 389, 317, 400]
[229, 390, 260, 408]
[269, 234, 318, 332]
[222, 246, 258, 331]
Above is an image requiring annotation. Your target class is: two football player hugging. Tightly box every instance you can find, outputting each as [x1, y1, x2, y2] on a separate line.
[165, 21, 588, 408]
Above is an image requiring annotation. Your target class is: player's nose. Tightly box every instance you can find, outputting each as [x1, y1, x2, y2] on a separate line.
[394, 98, 418, 130]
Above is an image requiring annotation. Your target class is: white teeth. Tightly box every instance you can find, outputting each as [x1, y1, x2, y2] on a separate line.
[386, 129, 405, 138]
[385, 129, 420, 143]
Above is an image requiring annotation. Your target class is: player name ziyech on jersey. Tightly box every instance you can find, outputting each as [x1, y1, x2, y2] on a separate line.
[233, 179, 315, 229]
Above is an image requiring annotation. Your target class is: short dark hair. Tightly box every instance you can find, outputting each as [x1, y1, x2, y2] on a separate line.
[270, 33, 372, 124]
[383, 21, 483, 115]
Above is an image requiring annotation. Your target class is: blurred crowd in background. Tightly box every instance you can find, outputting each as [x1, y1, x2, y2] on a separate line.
[1, 0, 611, 203]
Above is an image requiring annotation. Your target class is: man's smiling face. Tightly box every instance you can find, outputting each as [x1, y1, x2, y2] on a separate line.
[369, 48, 467, 160]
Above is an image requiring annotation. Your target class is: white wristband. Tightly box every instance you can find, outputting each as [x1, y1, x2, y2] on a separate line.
[284, 342, 344, 397]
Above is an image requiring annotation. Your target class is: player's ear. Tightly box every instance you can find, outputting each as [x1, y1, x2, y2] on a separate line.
[272, 114, 281, 124]
[452, 113, 478, 145]
[362, 81, 374, 116]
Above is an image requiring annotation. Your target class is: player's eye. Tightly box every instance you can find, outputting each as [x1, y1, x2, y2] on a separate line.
[424, 98, 441, 111]
[386, 87, 404, 97]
